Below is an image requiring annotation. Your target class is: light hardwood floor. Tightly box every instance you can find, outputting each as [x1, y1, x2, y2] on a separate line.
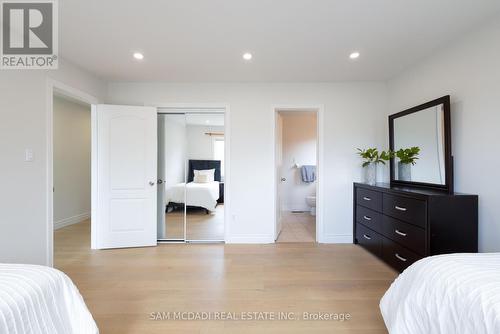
[55, 220, 396, 334]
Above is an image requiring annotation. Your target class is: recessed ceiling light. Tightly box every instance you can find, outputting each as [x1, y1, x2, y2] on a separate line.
[349, 52, 360, 60]
[133, 52, 144, 60]
[206, 120, 210, 124]
[243, 52, 252, 61]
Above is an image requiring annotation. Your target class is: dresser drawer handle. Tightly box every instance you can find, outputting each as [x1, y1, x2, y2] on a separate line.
[363, 234, 372, 240]
[395, 229, 407, 237]
[395, 206, 407, 212]
[363, 197, 372, 201]
[363, 215, 372, 221]
[395, 253, 407, 262]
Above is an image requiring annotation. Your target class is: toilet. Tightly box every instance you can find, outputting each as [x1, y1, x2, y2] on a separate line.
[305, 196, 316, 216]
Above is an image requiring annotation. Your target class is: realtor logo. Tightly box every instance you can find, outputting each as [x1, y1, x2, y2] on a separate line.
[1, 0, 58, 69]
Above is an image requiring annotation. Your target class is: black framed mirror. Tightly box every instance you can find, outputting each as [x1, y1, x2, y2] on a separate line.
[389, 95, 453, 193]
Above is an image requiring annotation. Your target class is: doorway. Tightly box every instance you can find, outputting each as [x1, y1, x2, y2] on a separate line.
[52, 91, 93, 267]
[275, 108, 320, 243]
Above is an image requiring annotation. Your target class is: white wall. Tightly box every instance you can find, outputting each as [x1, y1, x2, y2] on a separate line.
[281, 112, 317, 212]
[186, 125, 224, 160]
[393, 106, 444, 184]
[53, 96, 91, 228]
[387, 17, 500, 252]
[107, 82, 388, 243]
[0, 59, 105, 265]
[163, 115, 187, 187]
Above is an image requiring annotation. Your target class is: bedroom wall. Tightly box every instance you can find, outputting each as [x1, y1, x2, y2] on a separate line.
[53, 96, 91, 229]
[186, 125, 224, 160]
[0, 59, 105, 265]
[163, 115, 187, 187]
[281, 112, 317, 212]
[393, 106, 444, 184]
[106, 82, 388, 243]
[387, 17, 500, 252]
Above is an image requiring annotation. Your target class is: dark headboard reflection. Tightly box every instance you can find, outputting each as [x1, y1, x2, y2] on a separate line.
[188, 160, 221, 182]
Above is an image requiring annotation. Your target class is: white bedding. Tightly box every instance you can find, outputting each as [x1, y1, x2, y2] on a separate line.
[166, 181, 220, 211]
[0, 264, 98, 334]
[380, 253, 500, 334]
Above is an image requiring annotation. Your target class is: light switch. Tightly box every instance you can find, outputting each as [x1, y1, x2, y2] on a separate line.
[25, 149, 34, 162]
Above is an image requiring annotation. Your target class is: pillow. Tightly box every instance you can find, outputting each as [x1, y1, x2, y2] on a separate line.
[193, 174, 210, 183]
[193, 169, 215, 182]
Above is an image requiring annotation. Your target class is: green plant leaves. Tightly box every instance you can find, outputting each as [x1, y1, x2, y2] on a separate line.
[356, 148, 392, 166]
[395, 147, 420, 165]
[357, 147, 420, 167]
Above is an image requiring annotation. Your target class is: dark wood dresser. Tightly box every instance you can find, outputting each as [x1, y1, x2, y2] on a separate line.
[353, 182, 478, 272]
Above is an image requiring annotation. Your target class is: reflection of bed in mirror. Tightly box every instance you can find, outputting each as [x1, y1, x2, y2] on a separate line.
[166, 160, 221, 214]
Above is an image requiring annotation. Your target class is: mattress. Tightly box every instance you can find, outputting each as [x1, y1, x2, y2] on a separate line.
[0, 263, 98, 334]
[380, 253, 500, 334]
[166, 181, 220, 211]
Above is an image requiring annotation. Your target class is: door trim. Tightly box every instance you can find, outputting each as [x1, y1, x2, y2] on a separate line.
[150, 103, 230, 243]
[272, 105, 325, 243]
[46, 78, 99, 267]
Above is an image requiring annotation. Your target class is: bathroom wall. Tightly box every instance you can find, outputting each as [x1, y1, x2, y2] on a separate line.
[281, 112, 317, 212]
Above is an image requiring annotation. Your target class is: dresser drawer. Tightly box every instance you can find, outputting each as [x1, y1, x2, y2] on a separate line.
[356, 223, 382, 257]
[356, 188, 382, 212]
[356, 205, 382, 233]
[382, 216, 426, 255]
[383, 194, 426, 228]
[382, 238, 422, 272]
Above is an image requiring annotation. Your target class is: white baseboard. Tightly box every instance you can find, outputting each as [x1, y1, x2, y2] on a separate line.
[226, 234, 275, 244]
[54, 212, 90, 230]
[319, 234, 353, 244]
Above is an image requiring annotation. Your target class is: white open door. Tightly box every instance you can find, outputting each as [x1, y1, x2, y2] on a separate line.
[92, 104, 157, 249]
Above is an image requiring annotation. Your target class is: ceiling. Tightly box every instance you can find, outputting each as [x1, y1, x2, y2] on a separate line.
[59, 0, 500, 82]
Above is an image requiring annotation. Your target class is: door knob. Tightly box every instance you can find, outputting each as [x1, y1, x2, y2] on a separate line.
[281, 177, 286, 182]
[157, 179, 163, 184]
[149, 181, 155, 186]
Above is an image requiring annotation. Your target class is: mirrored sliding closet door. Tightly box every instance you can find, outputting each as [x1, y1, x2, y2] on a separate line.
[185, 113, 225, 242]
[157, 114, 186, 241]
[158, 111, 225, 242]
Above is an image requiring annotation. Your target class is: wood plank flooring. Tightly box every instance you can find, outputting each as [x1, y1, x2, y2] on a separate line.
[55, 220, 396, 334]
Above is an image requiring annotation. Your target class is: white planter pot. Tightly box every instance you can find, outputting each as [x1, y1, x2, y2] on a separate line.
[398, 162, 412, 181]
[364, 163, 377, 185]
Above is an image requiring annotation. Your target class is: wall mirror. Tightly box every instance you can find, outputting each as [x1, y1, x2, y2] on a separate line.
[389, 95, 453, 193]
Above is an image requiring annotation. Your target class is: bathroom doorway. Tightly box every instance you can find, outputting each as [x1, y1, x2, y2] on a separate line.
[274, 108, 319, 243]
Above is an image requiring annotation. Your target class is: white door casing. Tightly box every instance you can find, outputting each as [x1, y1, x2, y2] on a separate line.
[275, 112, 284, 240]
[92, 104, 157, 249]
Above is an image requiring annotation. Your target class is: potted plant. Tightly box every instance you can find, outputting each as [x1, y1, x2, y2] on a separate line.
[357, 148, 392, 185]
[395, 147, 420, 181]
